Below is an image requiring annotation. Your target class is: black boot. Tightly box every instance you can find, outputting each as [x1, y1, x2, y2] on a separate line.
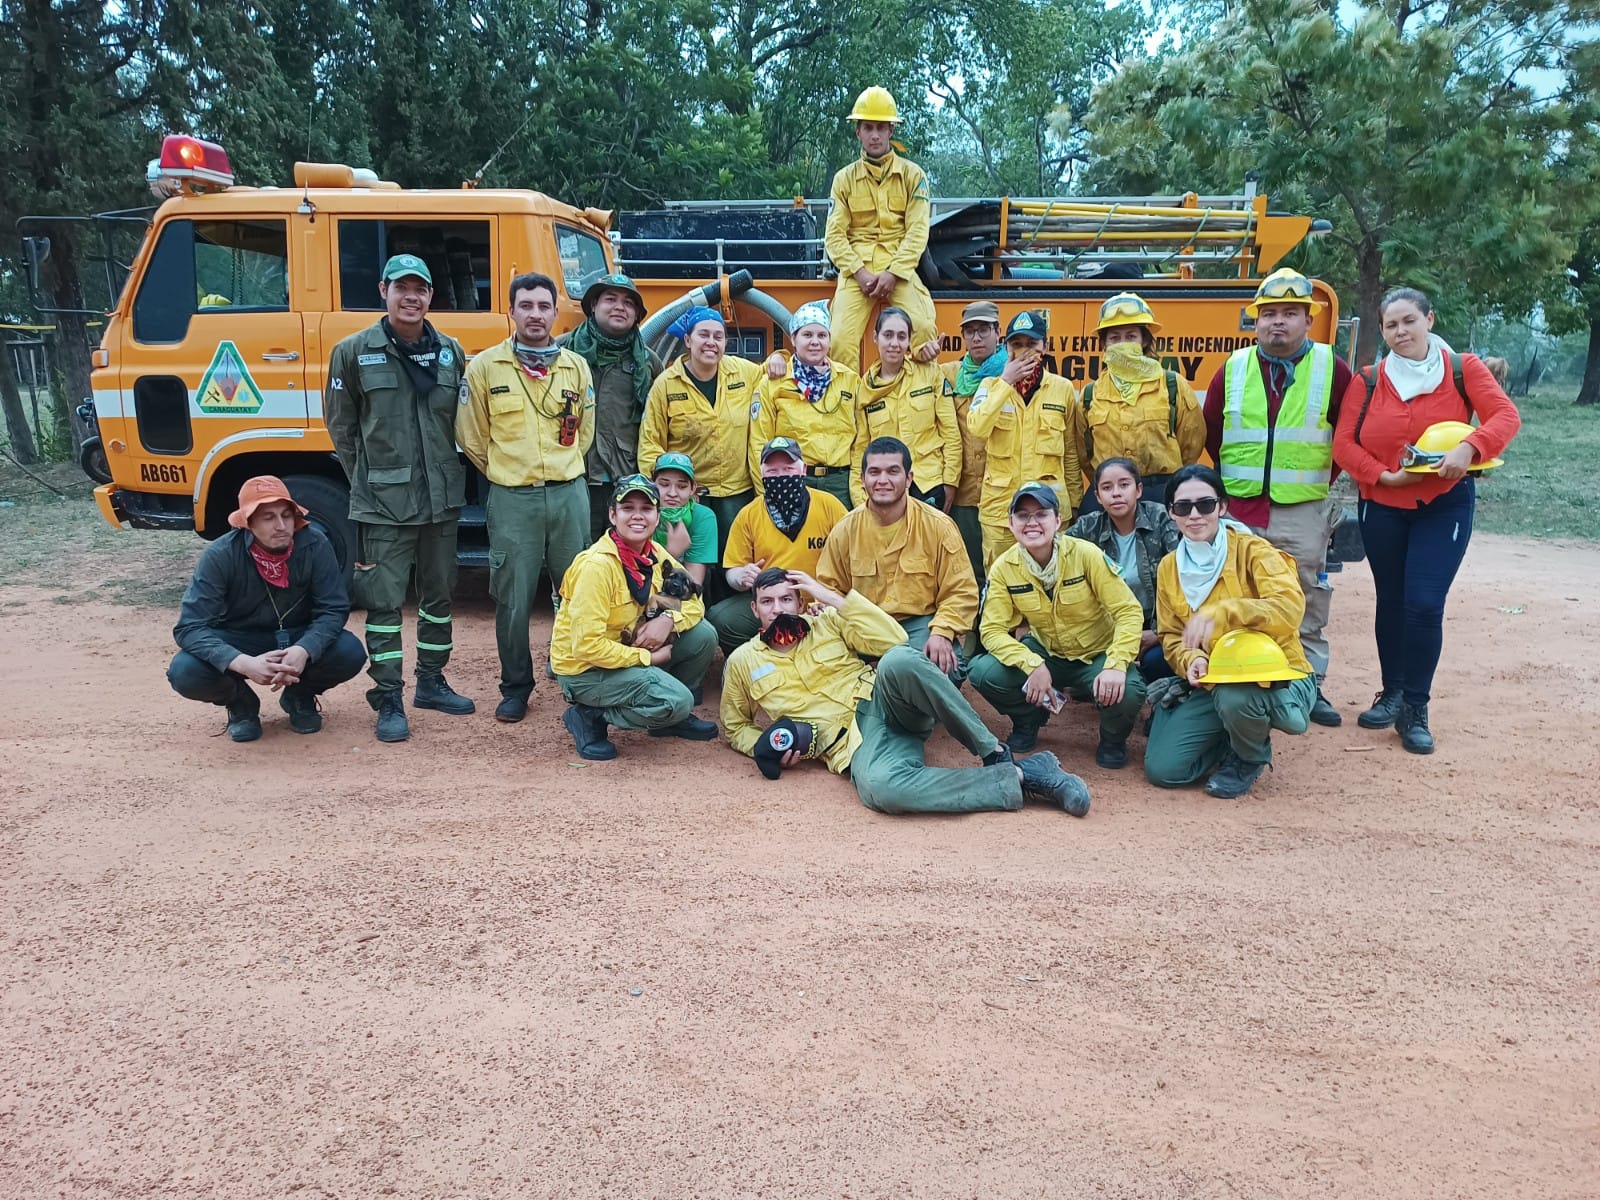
[563, 703, 617, 760]
[494, 692, 529, 723]
[278, 686, 322, 734]
[1308, 689, 1343, 727]
[1017, 751, 1091, 817]
[1095, 736, 1128, 770]
[1006, 714, 1045, 753]
[225, 683, 262, 743]
[648, 715, 718, 741]
[1204, 751, 1270, 798]
[414, 672, 475, 715]
[1397, 702, 1435, 755]
[373, 690, 410, 743]
[1358, 687, 1404, 730]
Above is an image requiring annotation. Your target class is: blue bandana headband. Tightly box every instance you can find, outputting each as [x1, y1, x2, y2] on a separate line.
[667, 305, 724, 341]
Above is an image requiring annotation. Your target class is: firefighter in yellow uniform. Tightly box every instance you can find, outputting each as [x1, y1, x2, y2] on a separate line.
[966, 309, 1087, 569]
[750, 301, 865, 509]
[1080, 292, 1205, 508]
[636, 305, 765, 558]
[941, 300, 1007, 587]
[854, 307, 961, 509]
[825, 87, 940, 373]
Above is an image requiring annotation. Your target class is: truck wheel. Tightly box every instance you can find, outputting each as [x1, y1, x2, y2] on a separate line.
[280, 474, 356, 570]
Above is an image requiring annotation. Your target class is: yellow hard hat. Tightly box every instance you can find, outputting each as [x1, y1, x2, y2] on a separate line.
[1198, 629, 1308, 687]
[1402, 420, 1505, 473]
[1246, 267, 1324, 317]
[1096, 292, 1161, 335]
[848, 86, 903, 124]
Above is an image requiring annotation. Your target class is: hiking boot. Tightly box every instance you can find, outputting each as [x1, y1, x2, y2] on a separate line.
[495, 693, 529, 723]
[1017, 750, 1091, 817]
[1358, 687, 1404, 730]
[1006, 715, 1045, 754]
[1397, 702, 1435, 755]
[225, 684, 262, 743]
[278, 686, 322, 734]
[414, 672, 475, 715]
[690, 685, 704, 707]
[563, 703, 617, 760]
[1204, 751, 1269, 798]
[1309, 689, 1343, 727]
[648, 715, 718, 741]
[373, 691, 410, 743]
[982, 742, 1013, 767]
[1095, 736, 1128, 770]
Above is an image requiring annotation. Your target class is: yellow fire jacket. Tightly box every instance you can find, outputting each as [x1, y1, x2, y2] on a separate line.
[855, 358, 961, 502]
[1081, 370, 1206, 476]
[816, 501, 978, 641]
[458, 340, 595, 487]
[980, 535, 1144, 673]
[550, 535, 705, 676]
[966, 372, 1087, 524]
[824, 154, 932, 280]
[942, 361, 990, 509]
[637, 354, 765, 498]
[749, 356, 865, 487]
[720, 591, 908, 774]
[1155, 531, 1312, 681]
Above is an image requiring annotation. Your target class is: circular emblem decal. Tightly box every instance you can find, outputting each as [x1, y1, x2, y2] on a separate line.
[769, 727, 795, 753]
[439, 347, 455, 367]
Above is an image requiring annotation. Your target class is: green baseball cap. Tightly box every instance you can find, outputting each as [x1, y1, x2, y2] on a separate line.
[611, 473, 659, 506]
[381, 254, 432, 285]
[652, 452, 695, 481]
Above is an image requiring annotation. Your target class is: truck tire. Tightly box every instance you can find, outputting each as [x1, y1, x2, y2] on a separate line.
[280, 474, 356, 571]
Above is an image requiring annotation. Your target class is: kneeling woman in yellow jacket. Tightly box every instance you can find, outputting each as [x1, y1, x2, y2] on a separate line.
[966, 309, 1088, 569]
[1145, 464, 1317, 798]
[751, 301, 865, 510]
[854, 307, 961, 509]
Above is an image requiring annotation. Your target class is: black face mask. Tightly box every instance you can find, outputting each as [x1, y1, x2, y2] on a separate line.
[759, 612, 810, 649]
[763, 474, 811, 539]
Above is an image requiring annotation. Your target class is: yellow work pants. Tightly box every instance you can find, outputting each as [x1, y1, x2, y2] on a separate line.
[830, 273, 939, 374]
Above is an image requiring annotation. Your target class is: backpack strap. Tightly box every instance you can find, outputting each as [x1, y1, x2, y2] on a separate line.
[1353, 366, 1378, 446]
[1081, 380, 1095, 463]
[1165, 371, 1179, 438]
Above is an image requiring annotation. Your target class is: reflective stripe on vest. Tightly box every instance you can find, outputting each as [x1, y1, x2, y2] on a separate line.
[1219, 344, 1334, 501]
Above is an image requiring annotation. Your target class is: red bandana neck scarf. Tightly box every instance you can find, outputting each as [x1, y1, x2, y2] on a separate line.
[609, 531, 658, 606]
[248, 540, 292, 588]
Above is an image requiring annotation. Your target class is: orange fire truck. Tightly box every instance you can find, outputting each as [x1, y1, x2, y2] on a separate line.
[24, 135, 1347, 568]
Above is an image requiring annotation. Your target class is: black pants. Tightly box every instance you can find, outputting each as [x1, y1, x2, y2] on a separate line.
[168, 628, 367, 705]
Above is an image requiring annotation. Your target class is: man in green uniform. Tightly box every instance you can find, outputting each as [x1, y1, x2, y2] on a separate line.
[326, 253, 476, 743]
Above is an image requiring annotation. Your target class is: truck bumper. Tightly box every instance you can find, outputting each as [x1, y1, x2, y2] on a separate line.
[93, 484, 125, 530]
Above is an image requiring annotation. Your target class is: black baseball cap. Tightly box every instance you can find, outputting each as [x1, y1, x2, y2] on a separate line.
[1009, 481, 1061, 514]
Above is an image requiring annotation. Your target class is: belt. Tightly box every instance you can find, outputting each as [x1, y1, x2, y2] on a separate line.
[501, 476, 579, 490]
[807, 465, 848, 477]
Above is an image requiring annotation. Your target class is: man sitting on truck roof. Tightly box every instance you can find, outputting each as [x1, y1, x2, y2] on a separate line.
[560, 273, 660, 541]
[825, 86, 940, 374]
[168, 476, 366, 742]
[459, 271, 596, 726]
[326, 253, 477, 745]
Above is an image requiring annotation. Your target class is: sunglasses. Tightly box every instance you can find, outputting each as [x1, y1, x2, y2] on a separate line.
[1168, 497, 1220, 516]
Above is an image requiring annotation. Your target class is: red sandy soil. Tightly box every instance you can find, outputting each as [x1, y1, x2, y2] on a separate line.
[2, 532, 1597, 1198]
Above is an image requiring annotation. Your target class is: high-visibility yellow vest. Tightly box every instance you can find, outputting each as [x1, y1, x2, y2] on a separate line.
[1218, 344, 1335, 503]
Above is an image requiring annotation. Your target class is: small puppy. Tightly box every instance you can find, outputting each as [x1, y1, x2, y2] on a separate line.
[622, 569, 702, 645]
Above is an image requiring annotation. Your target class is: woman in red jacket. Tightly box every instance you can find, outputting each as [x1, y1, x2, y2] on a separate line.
[1333, 287, 1521, 754]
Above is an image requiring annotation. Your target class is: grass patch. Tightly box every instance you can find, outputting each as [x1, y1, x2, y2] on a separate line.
[1472, 387, 1599, 539]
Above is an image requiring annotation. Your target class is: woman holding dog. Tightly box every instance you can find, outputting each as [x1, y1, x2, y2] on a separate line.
[1333, 286, 1521, 754]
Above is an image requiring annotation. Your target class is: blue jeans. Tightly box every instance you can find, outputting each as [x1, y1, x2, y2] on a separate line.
[1358, 479, 1474, 706]
[1137, 641, 1172, 682]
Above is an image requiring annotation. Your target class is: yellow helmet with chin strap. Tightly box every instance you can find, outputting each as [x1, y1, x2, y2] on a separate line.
[1247, 267, 1325, 317]
[848, 86, 903, 124]
[1402, 420, 1505, 473]
[1096, 292, 1162, 335]
[1198, 630, 1308, 687]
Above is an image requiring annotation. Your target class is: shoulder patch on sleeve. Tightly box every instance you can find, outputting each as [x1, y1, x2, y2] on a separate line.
[1104, 552, 1122, 575]
[750, 399, 761, 420]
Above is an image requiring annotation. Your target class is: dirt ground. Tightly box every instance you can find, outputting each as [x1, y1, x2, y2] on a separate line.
[2, 528, 1597, 1199]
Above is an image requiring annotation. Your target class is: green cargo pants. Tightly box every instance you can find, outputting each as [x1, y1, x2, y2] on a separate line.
[1144, 674, 1317, 787]
[488, 479, 589, 700]
[896, 613, 969, 683]
[951, 504, 985, 660]
[707, 592, 761, 657]
[968, 637, 1146, 741]
[807, 469, 852, 509]
[352, 518, 459, 702]
[556, 620, 717, 731]
[849, 644, 1022, 815]
[701, 490, 754, 607]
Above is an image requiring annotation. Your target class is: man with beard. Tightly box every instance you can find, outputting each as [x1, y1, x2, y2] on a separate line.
[1203, 268, 1353, 729]
[706, 437, 848, 656]
[168, 476, 366, 741]
[816, 436, 977, 679]
[560, 273, 659, 539]
[460, 272, 596, 725]
[327, 253, 475, 744]
[720, 568, 1091, 817]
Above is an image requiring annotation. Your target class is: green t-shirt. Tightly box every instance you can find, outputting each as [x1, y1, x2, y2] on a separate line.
[653, 501, 719, 565]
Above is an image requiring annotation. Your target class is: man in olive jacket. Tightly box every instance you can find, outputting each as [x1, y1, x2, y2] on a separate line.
[168, 476, 366, 742]
[325, 253, 475, 743]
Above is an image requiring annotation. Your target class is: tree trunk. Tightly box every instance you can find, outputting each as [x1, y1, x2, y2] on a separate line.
[0, 341, 41, 464]
[1353, 237, 1385, 368]
[1576, 316, 1600, 406]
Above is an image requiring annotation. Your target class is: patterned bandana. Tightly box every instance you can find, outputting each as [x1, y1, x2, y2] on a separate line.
[763, 475, 811, 539]
[1013, 355, 1044, 401]
[788, 301, 831, 336]
[248, 540, 292, 589]
[793, 359, 833, 404]
[514, 341, 561, 381]
[759, 612, 811, 649]
[608, 531, 658, 607]
[1259, 338, 1311, 393]
[953, 347, 1006, 396]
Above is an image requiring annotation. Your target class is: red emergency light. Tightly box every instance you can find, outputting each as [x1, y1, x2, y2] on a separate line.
[152, 135, 234, 190]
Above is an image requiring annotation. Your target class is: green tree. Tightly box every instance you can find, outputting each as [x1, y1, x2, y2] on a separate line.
[1085, 0, 1592, 364]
